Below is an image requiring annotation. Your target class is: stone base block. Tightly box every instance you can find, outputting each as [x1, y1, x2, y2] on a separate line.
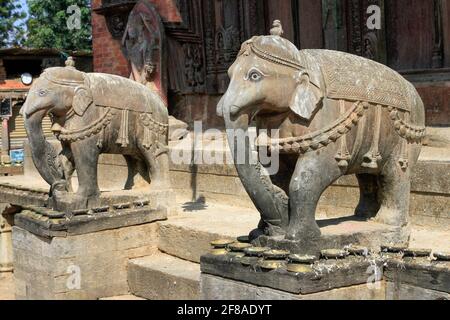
[255, 217, 410, 256]
[0, 204, 18, 272]
[12, 223, 159, 300]
[201, 274, 386, 300]
[128, 254, 200, 300]
[386, 282, 450, 300]
[201, 253, 384, 295]
[384, 257, 450, 295]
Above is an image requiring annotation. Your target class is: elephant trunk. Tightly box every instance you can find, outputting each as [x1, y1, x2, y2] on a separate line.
[24, 109, 65, 191]
[224, 109, 289, 236]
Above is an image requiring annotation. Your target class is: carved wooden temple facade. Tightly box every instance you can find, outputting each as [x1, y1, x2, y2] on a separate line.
[91, 0, 450, 128]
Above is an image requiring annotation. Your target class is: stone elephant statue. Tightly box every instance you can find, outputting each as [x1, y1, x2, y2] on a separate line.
[217, 23, 426, 242]
[21, 59, 170, 210]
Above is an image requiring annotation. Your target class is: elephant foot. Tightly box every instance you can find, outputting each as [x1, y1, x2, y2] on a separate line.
[355, 200, 380, 220]
[374, 206, 408, 227]
[50, 191, 100, 213]
[50, 180, 70, 196]
[252, 219, 286, 240]
[249, 228, 266, 241]
[150, 180, 171, 192]
[285, 222, 321, 241]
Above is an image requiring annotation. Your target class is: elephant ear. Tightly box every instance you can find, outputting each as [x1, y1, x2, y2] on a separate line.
[73, 86, 93, 116]
[289, 72, 323, 121]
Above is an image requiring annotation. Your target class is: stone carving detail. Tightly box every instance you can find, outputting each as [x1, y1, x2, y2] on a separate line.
[183, 43, 205, 90]
[217, 21, 426, 243]
[122, 0, 168, 98]
[203, 0, 265, 94]
[215, 26, 241, 64]
[21, 60, 170, 212]
[52, 107, 115, 143]
[94, 0, 137, 39]
[432, 0, 444, 68]
[347, 0, 386, 63]
[314, 50, 409, 110]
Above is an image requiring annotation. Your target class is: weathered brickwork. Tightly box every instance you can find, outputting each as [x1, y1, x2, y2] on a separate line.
[91, 0, 130, 77]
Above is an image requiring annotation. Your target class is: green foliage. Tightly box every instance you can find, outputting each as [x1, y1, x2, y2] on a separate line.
[25, 0, 92, 51]
[0, 0, 27, 48]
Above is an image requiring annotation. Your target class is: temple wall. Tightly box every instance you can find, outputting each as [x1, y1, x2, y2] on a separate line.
[91, 0, 130, 77]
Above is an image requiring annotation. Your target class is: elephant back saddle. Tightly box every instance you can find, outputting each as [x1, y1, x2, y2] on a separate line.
[86, 73, 168, 117]
[299, 50, 419, 112]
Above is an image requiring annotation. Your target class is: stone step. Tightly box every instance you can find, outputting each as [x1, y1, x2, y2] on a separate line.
[157, 204, 260, 263]
[128, 253, 201, 300]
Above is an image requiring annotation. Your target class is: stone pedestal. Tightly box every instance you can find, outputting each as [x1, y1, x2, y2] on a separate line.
[0, 204, 17, 272]
[201, 253, 385, 296]
[199, 217, 410, 298]
[384, 256, 450, 300]
[9, 187, 168, 300]
[13, 222, 160, 300]
[201, 274, 386, 300]
[200, 242, 450, 300]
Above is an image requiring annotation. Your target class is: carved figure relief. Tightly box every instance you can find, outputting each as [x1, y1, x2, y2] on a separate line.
[217, 21, 426, 242]
[94, 0, 138, 39]
[122, 0, 167, 100]
[215, 26, 241, 64]
[183, 43, 205, 90]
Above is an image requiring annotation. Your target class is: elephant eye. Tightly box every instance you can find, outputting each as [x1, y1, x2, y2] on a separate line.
[38, 89, 48, 97]
[247, 69, 264, 82]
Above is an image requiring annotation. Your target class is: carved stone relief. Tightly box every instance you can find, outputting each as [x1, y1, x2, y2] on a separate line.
[94, 0, 138, 39]
[122, 0, 168, 100]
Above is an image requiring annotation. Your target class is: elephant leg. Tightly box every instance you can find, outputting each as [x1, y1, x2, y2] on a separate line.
[354, 174, 381, 219]
[287, 151, 342, 240]
[59, 147, 75, 193]
[140, 148, 170, 190]
[124, 155, 138, 190]
[375, 156, 411, 227]
[71, 139, 101, 206]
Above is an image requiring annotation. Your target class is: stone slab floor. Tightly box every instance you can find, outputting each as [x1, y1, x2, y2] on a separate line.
[0, 273, 14, 300]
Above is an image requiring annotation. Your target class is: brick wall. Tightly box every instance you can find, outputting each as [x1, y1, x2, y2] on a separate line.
[91, 0, 130, 77]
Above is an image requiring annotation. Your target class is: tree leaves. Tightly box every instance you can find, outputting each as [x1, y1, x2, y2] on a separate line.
[0, 0, 27, 47]
[25, 0, 92, 51]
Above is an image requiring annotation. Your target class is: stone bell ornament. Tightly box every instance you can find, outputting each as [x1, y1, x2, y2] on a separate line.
[21, 57, 170, 211]
[217, 21, 426, 242]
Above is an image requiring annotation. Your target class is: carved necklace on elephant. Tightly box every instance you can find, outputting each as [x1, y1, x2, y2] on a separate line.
[257, 101, 368, 154]
[52, 106, 116, 143]
[53, 104, 168, 152]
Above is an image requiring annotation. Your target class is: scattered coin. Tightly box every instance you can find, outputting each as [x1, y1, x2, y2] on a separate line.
[244, 247, 270, 257]
[321, 249, 348, 259]
[210, 239, 234, 249]
[263, 250, 290, 260]
[288, 254, 317, 264]
[228, 242, 252, 252]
